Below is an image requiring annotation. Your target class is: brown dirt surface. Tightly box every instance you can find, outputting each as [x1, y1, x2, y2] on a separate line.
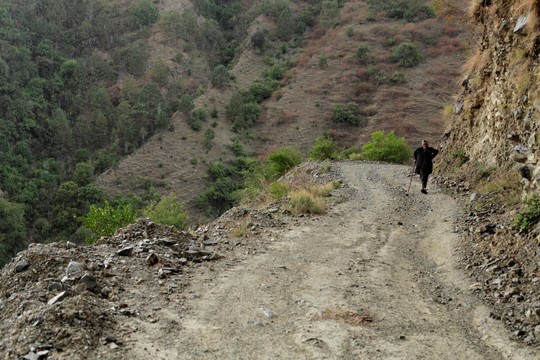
[4, 162, 537, 359]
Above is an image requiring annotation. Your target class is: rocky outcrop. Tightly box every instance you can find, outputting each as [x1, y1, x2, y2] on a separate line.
[434, 0, 540, 346]
[437, 1, 540, 194]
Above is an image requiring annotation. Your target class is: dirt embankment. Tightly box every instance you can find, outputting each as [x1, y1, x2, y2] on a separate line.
[1, 162, 538, 359]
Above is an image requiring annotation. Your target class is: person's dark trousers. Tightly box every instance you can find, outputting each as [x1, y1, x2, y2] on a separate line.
[420, 171, 429, 189]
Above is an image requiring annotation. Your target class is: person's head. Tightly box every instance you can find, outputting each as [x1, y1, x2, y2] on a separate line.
[422, 140, 428, 149]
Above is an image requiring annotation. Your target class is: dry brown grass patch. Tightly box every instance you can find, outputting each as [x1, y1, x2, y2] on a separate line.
[468, 0, 484, 21]
[312, 309, 374, 326]
[230, 218, 251, 238]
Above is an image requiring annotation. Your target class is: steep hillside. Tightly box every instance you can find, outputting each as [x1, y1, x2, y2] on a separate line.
[98, 0, 467, 223]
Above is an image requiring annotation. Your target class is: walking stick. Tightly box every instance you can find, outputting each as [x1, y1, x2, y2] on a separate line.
[407, 162, 415, 195]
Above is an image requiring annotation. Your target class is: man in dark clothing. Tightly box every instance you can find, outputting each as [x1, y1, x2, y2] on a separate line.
[414, 140, 439, 194]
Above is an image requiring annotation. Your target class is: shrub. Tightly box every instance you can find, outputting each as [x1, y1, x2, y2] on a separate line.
[451, 149, 469, 167]
[265, 63, 284, 80]
[332, 103, 361, 125]
[210, 106, 218, 118]
[311, 183, 334, 197]
[204, 128, 215, 150]
[248, 82, 272, 103]
[346, 26, 354, 37]
[318, 54, 328, 69]
[251, 30, 266, 51]
[210, 64, 230, 87]
[390, 71, 406, 83]
[193, 107, 208, 122]
[513, 194, 540, 231]
[143, 192, 189, 231]
[269, 181, 290, 199]
[340, 146, 363, 158]
[77, 201, 138, 243]
[356, 43, 369, 58]
[289, 189, 324, 215]
[268, 147, 303, 176]
[392, 43, 423, 67]
[130, 0, 160, 27]
[309, 136, 337, 160]
[361, 130, 412, 163]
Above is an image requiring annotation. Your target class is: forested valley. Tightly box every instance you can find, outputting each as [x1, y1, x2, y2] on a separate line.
[0, 0, 458, 267]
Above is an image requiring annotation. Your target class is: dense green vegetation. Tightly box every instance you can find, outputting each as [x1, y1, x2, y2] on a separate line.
[513, 194, 540, 231]
[359, 131, 412, 163]
[365, 0, 435, 21]
[0, 0, 257, 266]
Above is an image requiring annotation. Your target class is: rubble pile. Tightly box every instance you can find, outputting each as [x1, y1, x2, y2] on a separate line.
[0, 219, 219, 359]
[449, 189, 540, 345]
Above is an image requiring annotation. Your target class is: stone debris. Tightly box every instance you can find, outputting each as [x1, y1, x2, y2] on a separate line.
[435, 177, 540, 346]
[0, 218, 221, 359]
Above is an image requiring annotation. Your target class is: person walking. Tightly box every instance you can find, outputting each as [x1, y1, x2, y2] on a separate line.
[414, 140, 439, 194]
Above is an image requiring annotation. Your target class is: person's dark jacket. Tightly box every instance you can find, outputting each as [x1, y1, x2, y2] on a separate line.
[414, 146, 439, 175]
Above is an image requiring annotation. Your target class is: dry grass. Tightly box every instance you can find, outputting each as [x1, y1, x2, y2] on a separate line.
[230, 219, 251, 238]
[312, 309, 374, 326]
[468, 0, 484, 21]
[476, 172, 522, 206]
[289, 189, 325, 215]
[311, 182, 335, 197]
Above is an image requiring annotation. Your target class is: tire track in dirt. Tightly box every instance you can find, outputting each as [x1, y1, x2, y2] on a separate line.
[124, 162, 537, 359]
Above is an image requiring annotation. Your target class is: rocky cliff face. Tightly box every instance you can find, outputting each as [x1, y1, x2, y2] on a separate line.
[437, 0, 540, 195]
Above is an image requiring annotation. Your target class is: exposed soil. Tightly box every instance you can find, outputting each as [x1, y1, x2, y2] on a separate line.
[122, 161, 538, 359]
[3, 161, 538, 359]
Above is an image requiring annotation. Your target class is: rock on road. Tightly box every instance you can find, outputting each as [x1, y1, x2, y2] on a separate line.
[125, 162, 537, 359]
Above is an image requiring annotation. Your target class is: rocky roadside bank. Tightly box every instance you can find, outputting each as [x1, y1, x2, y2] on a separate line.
[435, 176, 540, 347]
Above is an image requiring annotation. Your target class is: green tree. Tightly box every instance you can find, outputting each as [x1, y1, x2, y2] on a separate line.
[204, 128, 215, 150]
[309, 136, 337, 160]
[268, 147, 302, 176]
[179, 94, 194, 118]
[210, 64, 230, 87]
[130, 0, 160, 27]
[321, 0, 340, 27]
[152, 59, 170, 86]
[143, 192, 189, 231]
[360, 130, 412, 163]
[251, 30, 266, 51]
[74, 162, 94, 186]
[78, 201, 138, 243]
[0, 199, 26, 267]
[392, 43, 423, 67]
[332, 103, 361, 125]
[318, 54, 328, 69]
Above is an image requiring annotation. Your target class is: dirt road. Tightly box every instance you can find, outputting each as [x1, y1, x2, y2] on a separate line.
[124, 162, 537, 359]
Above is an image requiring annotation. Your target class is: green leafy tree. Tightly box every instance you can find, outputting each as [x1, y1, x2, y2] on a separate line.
[78, 201, 138, 243]
[143, 193, 189, 231]
[0, 199, 26, 267]
[321, 0, 340, 27]
[210, 64, 230, 87]
[179, 94, 194, 118]
[204, 128, 215, 150]
[309, 136, 337, 160]
[74, 162, 94, 186]
[392, 43, 423, 67]
[130, 0, 160, 27]
[318, 54, 328, 69]
[357, 43, 369, 59]
[152, 59, 170, 86]
[268, 147, 303, 176]
[360, 130, 412, 163]
[251, 30, 266, 51]
[332, 103, 361, 125]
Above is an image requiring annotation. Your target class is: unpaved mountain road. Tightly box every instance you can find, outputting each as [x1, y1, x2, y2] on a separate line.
[124, 162, 538, 359]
